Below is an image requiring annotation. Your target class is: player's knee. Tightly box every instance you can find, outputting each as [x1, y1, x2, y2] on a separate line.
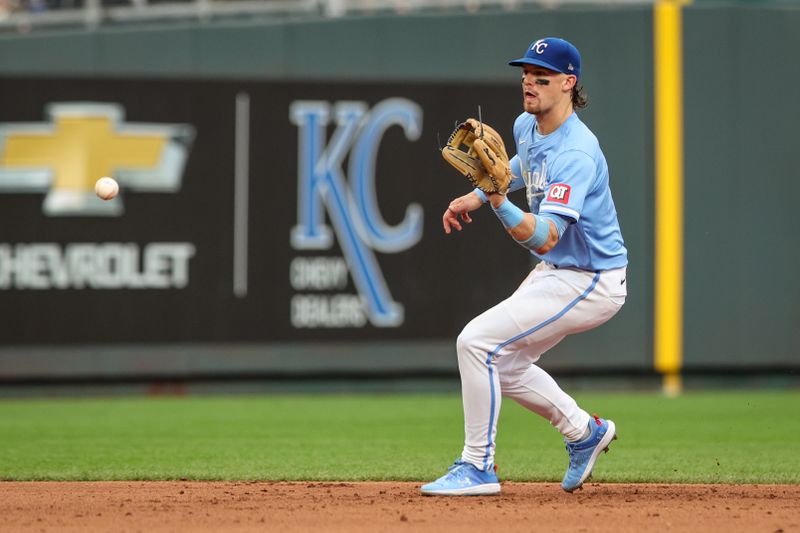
[456, 325, 484, 358]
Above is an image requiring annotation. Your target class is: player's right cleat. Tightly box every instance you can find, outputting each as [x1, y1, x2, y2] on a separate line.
[420, 459, 501, 496]
[561, 415, 617, 493]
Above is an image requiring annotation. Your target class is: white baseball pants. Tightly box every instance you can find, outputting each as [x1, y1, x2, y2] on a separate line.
[457, 261, 627, 471]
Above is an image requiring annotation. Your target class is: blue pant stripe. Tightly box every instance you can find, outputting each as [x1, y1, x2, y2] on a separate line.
[481, 271, 601, 469]
[483, 353, 496, 472]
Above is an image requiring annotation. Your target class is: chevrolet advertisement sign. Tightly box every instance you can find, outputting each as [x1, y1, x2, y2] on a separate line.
[0, 101, 196, 292]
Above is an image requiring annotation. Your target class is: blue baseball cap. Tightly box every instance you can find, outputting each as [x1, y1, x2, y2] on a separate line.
[508, 37, 581, 80]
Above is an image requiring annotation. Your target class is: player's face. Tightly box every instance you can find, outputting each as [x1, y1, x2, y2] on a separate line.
[521, 65, 574, 114]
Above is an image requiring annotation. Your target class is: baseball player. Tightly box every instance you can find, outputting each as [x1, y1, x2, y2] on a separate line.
[422, 37, 628, 496]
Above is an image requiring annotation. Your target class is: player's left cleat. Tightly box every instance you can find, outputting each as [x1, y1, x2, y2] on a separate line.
[561, 415, 617, 493]
[420, 459, 501, 496]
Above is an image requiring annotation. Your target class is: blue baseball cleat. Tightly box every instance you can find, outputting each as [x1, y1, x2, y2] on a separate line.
[561, 415, 617, 493]
[420, 459, 501, 496]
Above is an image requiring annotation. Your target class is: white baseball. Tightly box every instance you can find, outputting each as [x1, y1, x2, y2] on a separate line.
[95, 177, 119, 200]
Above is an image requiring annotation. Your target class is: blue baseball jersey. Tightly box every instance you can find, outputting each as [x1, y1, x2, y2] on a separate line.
[508, 112, 627, 271]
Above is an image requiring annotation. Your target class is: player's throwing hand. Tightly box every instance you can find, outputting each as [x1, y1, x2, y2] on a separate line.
[442, 191, 485, 234]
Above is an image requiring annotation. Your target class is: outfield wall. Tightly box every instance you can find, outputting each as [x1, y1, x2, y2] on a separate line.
[0, 4, 796, 384]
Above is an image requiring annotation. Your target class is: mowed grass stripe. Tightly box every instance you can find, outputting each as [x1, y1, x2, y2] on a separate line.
[0, 391, 797, 483]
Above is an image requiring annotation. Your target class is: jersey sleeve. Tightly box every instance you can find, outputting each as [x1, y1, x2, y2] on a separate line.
[508, 113, 530, 195]
[508, 155, 525, 193]
[539, 150, 596, 221]
[512, 113, 524, 142]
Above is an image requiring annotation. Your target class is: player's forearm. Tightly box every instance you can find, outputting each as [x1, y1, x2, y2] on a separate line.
[508, 214, 536, 242]
[490, 196, 562, 254]
[471, 189, 488, 204]
[510, 214, 559, 254]
[518, 216, 560, 254]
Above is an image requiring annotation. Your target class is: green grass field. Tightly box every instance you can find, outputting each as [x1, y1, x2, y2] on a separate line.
[1, 390, 798, 483]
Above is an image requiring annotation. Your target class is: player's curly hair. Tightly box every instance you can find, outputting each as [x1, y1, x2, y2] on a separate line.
[572, 85, 588, 109]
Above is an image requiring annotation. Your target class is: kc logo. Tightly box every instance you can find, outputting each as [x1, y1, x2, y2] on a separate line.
[0, 102, 194, 216]
[547, 183, 571, 204]
[532, 39, 549, 54]
[289, 98, 424, 328]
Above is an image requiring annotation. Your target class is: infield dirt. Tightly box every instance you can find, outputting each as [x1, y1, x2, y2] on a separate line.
[1, 481, 798, 532]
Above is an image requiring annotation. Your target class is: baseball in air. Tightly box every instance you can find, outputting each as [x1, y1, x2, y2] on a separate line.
[95, 177, 119, 200]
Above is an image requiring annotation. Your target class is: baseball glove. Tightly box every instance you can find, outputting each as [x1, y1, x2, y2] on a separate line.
[442, 118, 512, 194]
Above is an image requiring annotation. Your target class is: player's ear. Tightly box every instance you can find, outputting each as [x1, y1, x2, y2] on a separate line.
[562, 75, 577, 92]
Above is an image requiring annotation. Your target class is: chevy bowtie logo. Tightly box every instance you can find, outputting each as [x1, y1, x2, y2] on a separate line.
[0, 102, 195, 216]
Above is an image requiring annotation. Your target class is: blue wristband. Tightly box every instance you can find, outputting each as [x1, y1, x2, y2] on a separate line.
[516, 214, 552, 250]
[492, 198, 525, 229]
[473, 188, 488, 203]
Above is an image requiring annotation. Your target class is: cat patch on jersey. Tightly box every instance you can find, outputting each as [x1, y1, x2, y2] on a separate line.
[546, 184, 571, 204]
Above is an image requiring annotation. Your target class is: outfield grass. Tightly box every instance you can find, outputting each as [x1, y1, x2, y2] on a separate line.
[0, 391, 797, 483]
